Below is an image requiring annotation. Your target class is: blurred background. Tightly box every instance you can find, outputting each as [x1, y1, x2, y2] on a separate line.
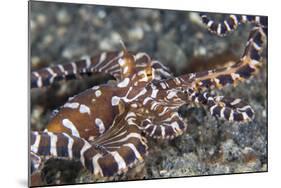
[30, 1, 267, 185]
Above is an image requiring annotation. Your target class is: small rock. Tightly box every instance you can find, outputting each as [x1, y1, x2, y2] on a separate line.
[110, 32, 122, 43]
[56, 26, 67, 37]
[194, 46, 207, 56]
[36, 14, 47, 26]
[189, 12, 203, 26]
[99, 32, 122, 50]
[153, 22, 161, 33]
[99, 39, 112, 51]
[42, 34, 54, 47]
[78, 8, 91, 21]
[57, 10, 71, 24]
[31, 105, 44, 129]
[97, 10, 106, 19]
[128, 27, 144, 41]
[220, 139, 242, 162]
[31, 56, 41, 68]
[159, 169, 168, 176]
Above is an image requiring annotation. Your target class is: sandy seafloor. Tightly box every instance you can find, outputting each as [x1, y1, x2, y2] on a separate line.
[30, 1, 267, 186]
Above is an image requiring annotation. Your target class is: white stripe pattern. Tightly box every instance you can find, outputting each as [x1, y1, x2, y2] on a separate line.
[62, 133, 74, 159]
[123, 143, 142, 160]
[31, 132, 41, 153]
[79, 104, 91, 115]
[92, 153, 103, 176]
[95, 118, 105, 134]
[64, 102, 80, 109]
[111, 151, 126, 171]
[80, 141, 91, 166]
[47, 132, 58, 156]
[46, 67, 57, 84]
[33, 72, 43, 87]
[62, 119, 80, 137]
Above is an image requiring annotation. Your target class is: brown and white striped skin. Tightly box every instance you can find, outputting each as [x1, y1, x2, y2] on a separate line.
[178, 26, 266, 91]
[30, 13, 267, 184]
[200, 13, 267, 37]
[31, 105, 148, 177]
[31, 51, 172, 88]
[44, 50, 172, 140]
[31, 52, 123, 88]
[185, 88, 254, 122]
[31, 50, 173, 178]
